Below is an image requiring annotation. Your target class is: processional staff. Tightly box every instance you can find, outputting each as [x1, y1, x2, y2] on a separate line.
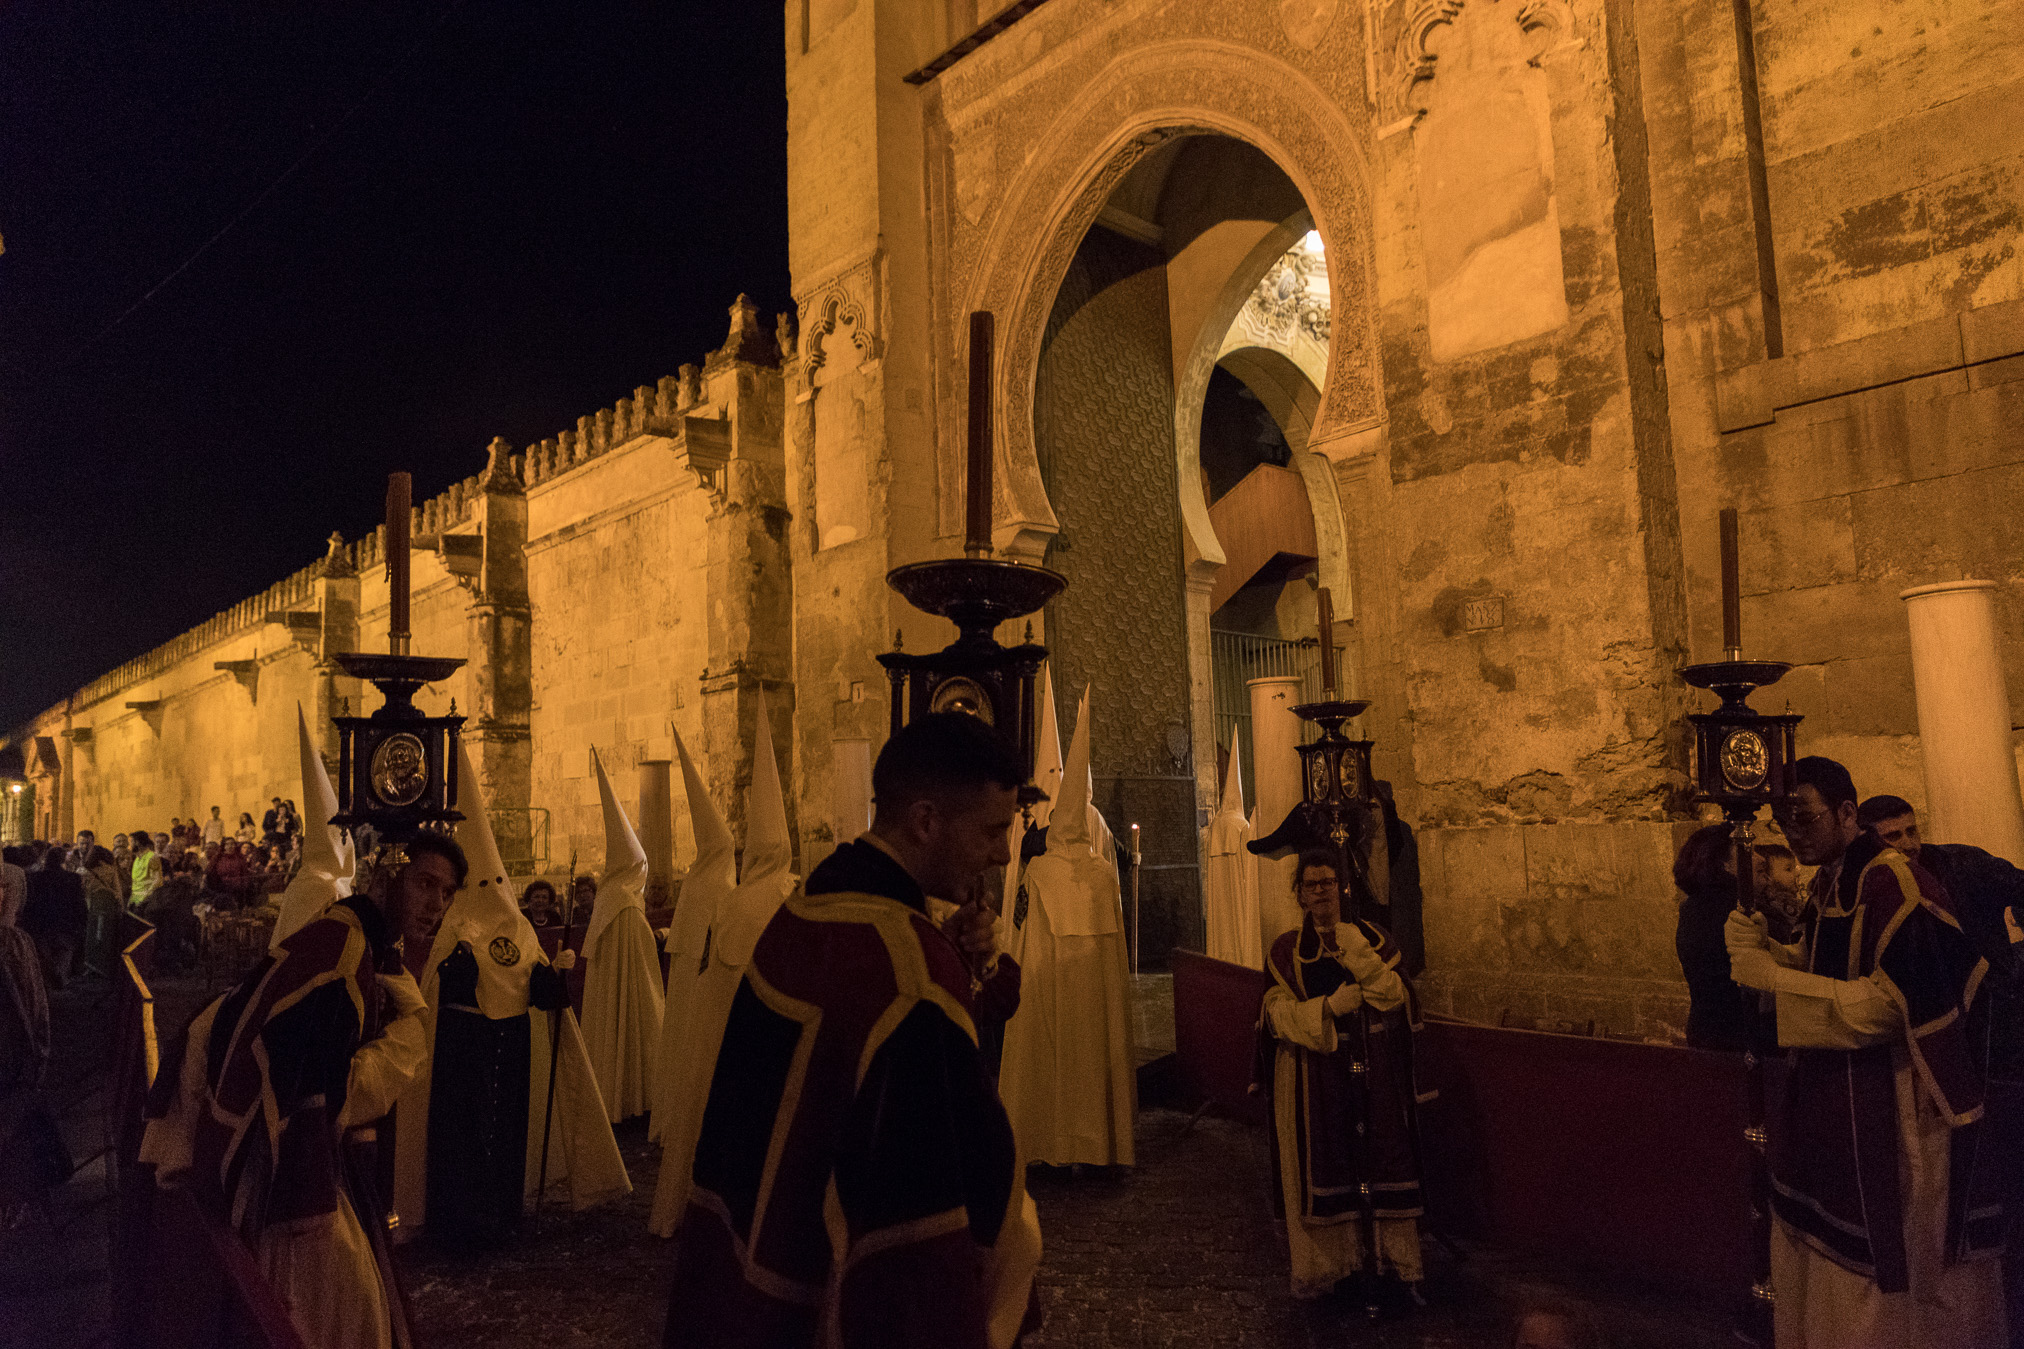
[1677, 506, 1802, 1348]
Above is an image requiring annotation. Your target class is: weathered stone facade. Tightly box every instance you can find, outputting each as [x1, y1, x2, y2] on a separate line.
[9, 0, 2023, 1037]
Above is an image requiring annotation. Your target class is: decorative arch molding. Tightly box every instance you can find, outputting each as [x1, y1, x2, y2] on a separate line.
[937, 39, 1383, 559]
[1381, 0, 1579, 123]
[1171, 212, 1312, 575]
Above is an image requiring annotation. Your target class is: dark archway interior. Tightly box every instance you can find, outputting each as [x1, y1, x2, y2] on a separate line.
[1199, 365, 1292, 505]
[1031, 132, 1312, 967]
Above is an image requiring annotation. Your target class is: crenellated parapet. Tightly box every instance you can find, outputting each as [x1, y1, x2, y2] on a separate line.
[12, 292, 805, 871]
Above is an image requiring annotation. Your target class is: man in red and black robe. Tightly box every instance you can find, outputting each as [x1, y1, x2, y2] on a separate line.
[663, 713, 1041, 1349]
[140, 833, 466, 1349]
[1728, 756, 2005, 1347]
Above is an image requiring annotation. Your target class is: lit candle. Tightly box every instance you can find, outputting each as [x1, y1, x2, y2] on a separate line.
[1316, 586, 1337, 695]
[386, 472, 412, 656]
[966, 311, 994, 557]
[1719, 507, 1741, 657]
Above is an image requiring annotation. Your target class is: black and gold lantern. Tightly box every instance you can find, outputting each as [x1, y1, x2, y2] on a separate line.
[1250, 589, 1382, 918]
[329, 652, 467, 843]
[1681, 662, 1801, 814]
[328, 473, 467, 846]
[879, 558, 1061, 792]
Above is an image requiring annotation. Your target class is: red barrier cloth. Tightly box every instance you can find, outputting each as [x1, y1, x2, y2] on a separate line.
[1171, 949, 1271, 1126]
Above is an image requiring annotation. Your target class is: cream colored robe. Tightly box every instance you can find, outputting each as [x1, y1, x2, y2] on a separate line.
[998, 849, 1137, 1167]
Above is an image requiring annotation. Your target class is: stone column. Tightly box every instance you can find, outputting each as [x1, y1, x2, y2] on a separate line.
[464, 441, 534, 866]
[1901, 581, 2024, 864]
[637, 758, 676, 904]
[1248, 674, 1305, 953]
[691, 300, 794, 857]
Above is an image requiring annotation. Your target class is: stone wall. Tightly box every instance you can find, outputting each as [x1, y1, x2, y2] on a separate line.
[1644, 0, 2024, 811]
[12, 0, 2023, 1040]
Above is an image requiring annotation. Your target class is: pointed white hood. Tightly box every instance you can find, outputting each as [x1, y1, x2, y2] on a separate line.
[1026, 686, 1122, 938]
[1202, 729, 1263, 969]
[1208, 727, 1252, 855]
[431, 743, 542, 1017]
[271, 704, 356, 949]
[669, 728, 734, 960]
[1030, 669, 1065, 829]
[1051, 686, 1094, 850]
[713, 687, 796, 969]
[585, 748, 650, 961]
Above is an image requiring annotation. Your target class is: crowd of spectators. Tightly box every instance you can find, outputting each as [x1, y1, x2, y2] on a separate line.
[0, 797, 312, 984]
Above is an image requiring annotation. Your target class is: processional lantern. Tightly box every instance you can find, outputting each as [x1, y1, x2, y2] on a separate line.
[879, 312, 1065, 799]
[1675, 506, 1800, 1346]
[1248, 588, 1382, 917]
[329, 472, 468, 848]
[1679, 509, 1802, 826]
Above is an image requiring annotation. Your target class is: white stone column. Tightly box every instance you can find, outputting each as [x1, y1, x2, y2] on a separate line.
[1901, 580, 2024, 864]
[1248, 675, 1306, 954]
[831, 736, 873, 846]
[637, 759, 677, 902]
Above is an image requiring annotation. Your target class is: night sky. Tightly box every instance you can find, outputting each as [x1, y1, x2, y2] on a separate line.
[0, 1, 790, 731]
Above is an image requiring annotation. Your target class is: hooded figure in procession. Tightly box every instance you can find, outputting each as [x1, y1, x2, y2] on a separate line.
[390, 745, 629, 1249]
[998, 683, 1137, 1168]
[648, 729, 736, 1150]
[580, 748, 668, 1123]
[1203, 727, 1264, 970]
[651, 689, 798, 1236]
[269, 705, 356, 951]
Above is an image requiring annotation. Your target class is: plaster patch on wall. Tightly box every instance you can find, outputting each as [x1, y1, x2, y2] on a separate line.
[1413, 1, 1570, 362]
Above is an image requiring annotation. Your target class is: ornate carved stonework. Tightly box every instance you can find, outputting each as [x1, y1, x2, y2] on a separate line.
[797, 253, 883, 384]
[925, 39, 1385, 548]
[1378, 0, 1576, 123]
[1229, 236, 1332, 350]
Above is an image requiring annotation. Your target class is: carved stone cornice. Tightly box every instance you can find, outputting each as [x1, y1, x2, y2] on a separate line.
[795, 252, 883, 385]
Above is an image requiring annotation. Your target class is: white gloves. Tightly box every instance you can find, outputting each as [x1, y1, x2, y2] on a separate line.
[1336, 924, 1386, 984]
[1723, 910, 1780, 990]
[1324, 982, 1363, 1016]
[553, 948, 577, 971]
[376, 970, 427, 1018]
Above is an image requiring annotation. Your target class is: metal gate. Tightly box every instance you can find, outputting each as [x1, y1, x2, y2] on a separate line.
[1208, 630, 1341, 808]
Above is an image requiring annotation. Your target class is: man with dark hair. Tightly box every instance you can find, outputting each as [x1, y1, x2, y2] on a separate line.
[127, 828, 161, 911]
[1858, 793, 2024, 1080]
[1726, 755, 2004, 1344]
[1857, 794, 2023, 977]
[664, 712, 1039, 1349]
[141, 836, 460, 1349]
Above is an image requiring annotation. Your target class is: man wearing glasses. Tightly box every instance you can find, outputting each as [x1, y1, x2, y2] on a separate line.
[1258, 849, 1428, 1310]
[1725, 756, 2004, 1346]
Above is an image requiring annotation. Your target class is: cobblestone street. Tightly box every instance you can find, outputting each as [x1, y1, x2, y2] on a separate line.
[4, 973, 1732, 1349]
[404, 1107, 1731, 1349]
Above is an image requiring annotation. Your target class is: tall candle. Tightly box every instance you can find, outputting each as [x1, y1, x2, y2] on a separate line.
[966, 311, 994, 556]
[1316, 586, 1337, 695]
[386, 472, 412, 654]
[1719, 507, 1741, 656]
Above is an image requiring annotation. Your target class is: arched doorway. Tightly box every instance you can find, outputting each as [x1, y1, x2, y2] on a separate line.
[1029, 134, 1350, 961]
